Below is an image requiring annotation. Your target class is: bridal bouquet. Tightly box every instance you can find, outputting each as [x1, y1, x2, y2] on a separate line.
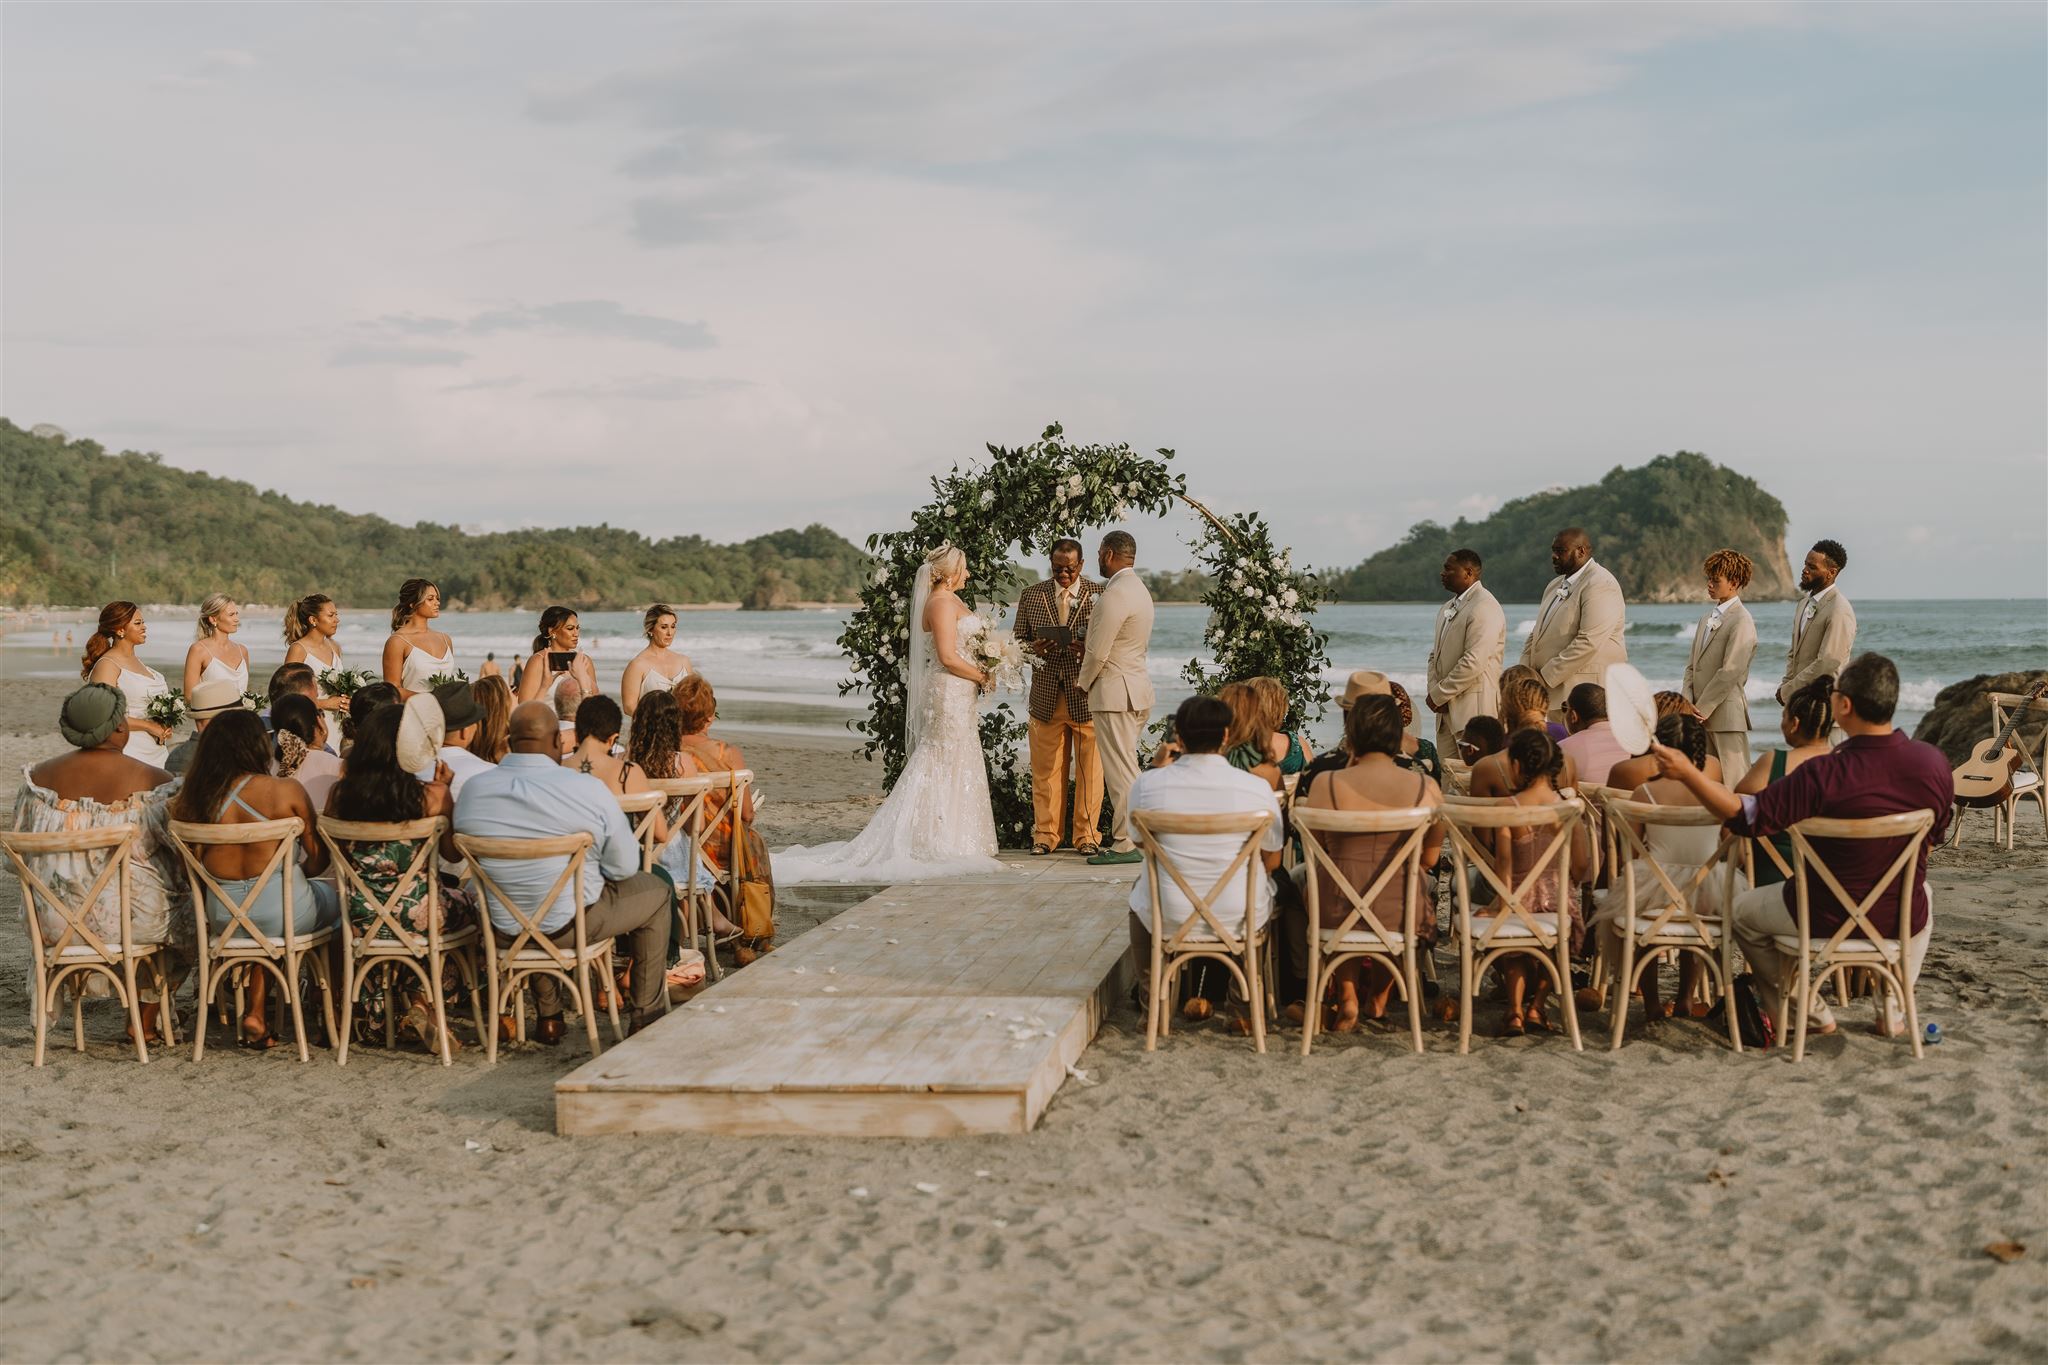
[316, 667, 377, 698]
[143, 689, 187, 729]
[973, 629, 1027, 694]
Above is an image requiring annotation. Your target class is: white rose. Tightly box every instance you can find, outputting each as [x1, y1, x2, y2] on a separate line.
[1241, 585, 1257, 599]
[980, 489, 995, 508]
[1263, 606, 1278, 621]
[945, 504, 957, 516]
[880, 646, 894, 662]
[1282, 587, 1299, 607]
[873, 566, 891, 586]
[1067, 474, 1084, 495]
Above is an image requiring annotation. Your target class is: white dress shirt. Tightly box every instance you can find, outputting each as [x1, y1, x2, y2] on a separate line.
[1127, 755, 1284, 933]
[1700, 595, 1740, 643]
[436, 745, 496, 799]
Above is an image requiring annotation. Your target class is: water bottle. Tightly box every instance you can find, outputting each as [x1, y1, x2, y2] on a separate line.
[1924, 1022, 1943, 1046]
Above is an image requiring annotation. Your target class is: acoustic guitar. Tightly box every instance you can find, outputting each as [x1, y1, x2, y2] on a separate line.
[1952, 681, 2048, 807]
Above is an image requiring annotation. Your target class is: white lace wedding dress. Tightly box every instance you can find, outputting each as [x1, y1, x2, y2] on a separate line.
[774, 611, 1002, 884]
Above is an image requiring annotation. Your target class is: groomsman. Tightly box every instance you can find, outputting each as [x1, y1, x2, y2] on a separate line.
[1014, 540, 1104, 856]
[1778, 538, 1856, 704]
[1078, 531, 1154, 866]
[1424, 548, 1506, 759]
[1683, 549, 1759, 779]
[1519, 527, 1627, 720]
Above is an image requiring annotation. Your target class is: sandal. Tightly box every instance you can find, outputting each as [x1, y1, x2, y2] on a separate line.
[1076, 842, 1102, 858]
[237, 1020, 280, 1051]
[1030, 843, 1052, 856]
[1498, 1014, 1526, 1038]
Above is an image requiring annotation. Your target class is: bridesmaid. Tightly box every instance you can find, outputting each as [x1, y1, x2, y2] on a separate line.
[282, 592, 351, 738]
[82, 601, 174, 766]
[515, 606, 600, 706]
[620, 603, 693, 715]
[381, 578, 457, 698]
[182, 593, 251, 703]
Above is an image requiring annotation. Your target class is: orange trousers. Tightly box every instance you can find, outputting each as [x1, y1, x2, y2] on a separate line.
[1029, 695, 1103, 849]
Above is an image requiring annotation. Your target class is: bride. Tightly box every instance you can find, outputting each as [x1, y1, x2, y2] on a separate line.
[775, 545, 1004, 884]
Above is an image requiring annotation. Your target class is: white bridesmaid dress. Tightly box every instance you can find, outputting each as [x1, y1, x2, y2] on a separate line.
[115, 665, 172, 766]
[399, 642, 457, 694]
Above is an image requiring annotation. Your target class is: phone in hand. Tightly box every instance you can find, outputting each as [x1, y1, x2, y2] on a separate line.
[548, 650, 575, 673]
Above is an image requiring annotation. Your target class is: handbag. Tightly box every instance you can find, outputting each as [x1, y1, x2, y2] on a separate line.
[730, 824, 775, 957]
[1729, 972, 1775, 1050]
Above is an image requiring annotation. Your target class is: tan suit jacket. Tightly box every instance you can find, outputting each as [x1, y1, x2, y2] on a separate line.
[1519, 560, 1627, 710]
[1426, 584, 1506, 734]
[1077, 567, 1155, 715]
[1682, 600, 1756, 734]
[1778, 588, 1855, 703]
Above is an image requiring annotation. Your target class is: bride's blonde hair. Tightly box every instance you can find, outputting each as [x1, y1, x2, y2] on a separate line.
[926, 544, 966, 589]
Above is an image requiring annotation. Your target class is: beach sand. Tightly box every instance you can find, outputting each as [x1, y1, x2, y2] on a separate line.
[2, 674, 2045, 1363]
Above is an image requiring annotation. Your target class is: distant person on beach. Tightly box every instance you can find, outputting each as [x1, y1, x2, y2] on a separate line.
[1778, 539, 1856, 705]
[165, 679, 254, 776]
[382, 578, 457, 699]
[83, 601, 174, 767]
[1520, 528, 1627, 721]
[1681, 549, 1758, 779]
[283, 593, 352, 736]
[182, 593, 251, 704]
[620, 604, 693, 716]
[517, 606, 601, 708]
[1425, 548, 1506, 759]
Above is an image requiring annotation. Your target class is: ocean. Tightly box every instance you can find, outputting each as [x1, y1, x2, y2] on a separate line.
[6, 599, 2042, 753]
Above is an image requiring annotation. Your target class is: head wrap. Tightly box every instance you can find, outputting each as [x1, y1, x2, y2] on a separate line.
[58, 683, 126, 749]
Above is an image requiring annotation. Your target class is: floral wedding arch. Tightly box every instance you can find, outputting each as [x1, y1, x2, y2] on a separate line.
[838, 422, 1332, 847]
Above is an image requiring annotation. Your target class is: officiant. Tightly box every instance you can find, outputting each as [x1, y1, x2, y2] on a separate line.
[1015, 538, 1105, 856]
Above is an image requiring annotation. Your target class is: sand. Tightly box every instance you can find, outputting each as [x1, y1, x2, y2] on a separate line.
[2, 674, 2045, 1363]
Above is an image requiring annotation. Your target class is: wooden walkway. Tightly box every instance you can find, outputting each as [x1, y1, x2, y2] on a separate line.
[554, 860, 1134, 1138]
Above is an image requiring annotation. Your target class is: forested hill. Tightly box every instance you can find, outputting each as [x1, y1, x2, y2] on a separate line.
[1325, 453, 1797, 603]
[0, 420, 869, 609]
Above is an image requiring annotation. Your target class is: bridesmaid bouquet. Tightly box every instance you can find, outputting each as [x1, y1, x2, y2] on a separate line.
[973, 630, 1027, 694]
[425, 670, 470, 690]
[144, 690, 187, 729]
[317, 667, 377, 698]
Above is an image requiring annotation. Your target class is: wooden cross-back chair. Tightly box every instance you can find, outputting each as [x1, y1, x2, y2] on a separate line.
[645, 773, 725, 975]
[2, 826, 174, 1065]
[317, 817, 484, 1066]
[616, 790, 667, 872]
[657, 768, 755, 978]
[1132, 809, 1275, 1054]
[168, 817, 337, 1063]
[1439, 797, 1586, 1054]
[1601, 797, 1746, 1052]
[1293, 805, 1435, 1055]
[1985, 693, 2046, 849]
[1779, 811, 1935, 1063]
[453, 831, 621, 1062]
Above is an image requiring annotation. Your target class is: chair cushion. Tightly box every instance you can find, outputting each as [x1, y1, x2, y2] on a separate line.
[1324, 931, 1407, 950]
[1468, 914, 1558, 940]
[2013, 770, 2041, 793]
[1770, 935, 1901, 959]
[1627, 919, 1708, 940]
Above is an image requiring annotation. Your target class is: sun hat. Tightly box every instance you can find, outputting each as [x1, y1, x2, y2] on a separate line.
[1335, 670, 1393, 710]
[396, 692, 446, 774]
[188, 678, 251, 721]
[1604, 663, 1659, 757]
[58, 683, 126, 748]
[431, 679, 483, 732]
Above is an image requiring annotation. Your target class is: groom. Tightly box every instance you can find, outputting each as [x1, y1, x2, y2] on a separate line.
[1077, 530, 1154, 866]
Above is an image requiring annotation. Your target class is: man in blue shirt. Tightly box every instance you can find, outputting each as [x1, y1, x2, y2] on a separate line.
[456, 702, 672, 1038]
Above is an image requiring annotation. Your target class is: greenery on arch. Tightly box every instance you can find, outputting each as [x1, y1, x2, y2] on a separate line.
[837, 423, 1332, 847]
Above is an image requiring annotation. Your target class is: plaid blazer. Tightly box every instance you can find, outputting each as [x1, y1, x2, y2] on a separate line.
[1013, 576, 1099, 724]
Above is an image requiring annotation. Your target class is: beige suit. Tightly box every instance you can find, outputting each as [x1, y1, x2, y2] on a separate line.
[1778, 587, 1856, 704]
[1519, 560, 1627, 716]
[1077, 567, 1155, 852]
[1425, 583, 1507, 756]
[1682, 599, 1757, 779]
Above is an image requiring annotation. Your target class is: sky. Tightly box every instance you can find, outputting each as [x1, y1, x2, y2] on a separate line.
[4, 2, 2043, 599]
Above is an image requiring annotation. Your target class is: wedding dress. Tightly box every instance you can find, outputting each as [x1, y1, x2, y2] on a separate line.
[774, 604, 1002, 885]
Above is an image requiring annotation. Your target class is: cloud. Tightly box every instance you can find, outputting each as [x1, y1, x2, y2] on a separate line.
[536, 374, 748, 402]
[373, 299, 714, 350]
[440, 375, 523, 393]
[154, 47, 259, 89]
[630, 181, 789, 246]
[329, 344, 471, 367]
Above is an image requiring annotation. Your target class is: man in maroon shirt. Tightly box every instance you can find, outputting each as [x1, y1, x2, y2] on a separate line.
[1651, 653, 1951, 1038]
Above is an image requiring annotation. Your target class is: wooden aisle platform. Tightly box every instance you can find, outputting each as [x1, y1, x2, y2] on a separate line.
[554, 860, 1135, 1138]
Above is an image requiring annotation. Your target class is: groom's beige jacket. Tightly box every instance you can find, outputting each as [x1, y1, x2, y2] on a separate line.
[1077, 567, 1155, 715]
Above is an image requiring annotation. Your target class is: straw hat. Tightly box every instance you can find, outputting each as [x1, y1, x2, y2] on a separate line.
[1335, 670, 1393, 710]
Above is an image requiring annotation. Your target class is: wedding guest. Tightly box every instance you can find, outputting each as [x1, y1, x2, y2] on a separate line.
[1425, 548, 1507, 759]
[1385, 680, 1441, 783]
[1558, 683, 1628, 788]
[182, 593, 251, 704]
[1014, 540, 1102, 856]
[455, 702, 673, 1039]
[1682, 550, 1758, 779]
[1457, 716, 1508, 765]
[468, 676, 513, 764]
[1468, 672, 1579, 798]
[1778, 539, 1856, 705]
[1219, 682, 1283, 790]
[13, 683, 187, 1044]
[1497, 665, 1565, 741]
[1297, 694, 1444, 1031]
[565, 695, 661, 808]
[516, 607, 601, 707]
[347, 683, 401, 753]
[1249, 677, 1311, 777]
[265, 662, 319, 713]
[382, 578, 457, 698]
[670, 674, 755, 869]
[429, 681, 495, 797]
[165, 679, 254, 776]
[1127, 695, 1285, 1030]
[170, 708, 339, 1049]
[1296, 670, 1394, 793]
[1731, 675, 1836, 887]
[269, 694, 342, 812]
[1519, 528, 1627, 720]
[282, 592, 351, 734]
[83, 601, 173, 766]
[552, 675, 583, 757]
[1606, 695, 1725, 791]
[1477, 727, 1590, 1036]
[620, 604, 694, 716]
[1653, 653, 1947, 1039]
[626, 690, 739, 943]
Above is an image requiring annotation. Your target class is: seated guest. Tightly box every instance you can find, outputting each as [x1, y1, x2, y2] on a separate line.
[265, 661, 318, 708]
[170, 708, 340, 1050]
[1467, 673, 1579, 798]
[428, 680, 495, 797]
[1296, 694, 1443, 1031]
[1558, 683, 1628, 788]
[1606, 693, 1723, 791]
[165, 679, 254, 776]
[626, 690, 738, 943]
[1385, 679, 1441, 783]
[269, 693, 342, 812]
[468, 675, 513, 764]
[1499, 664, 1567, 741]
[1296, 670, 1395, 793]
[1457, 715, 1507, 766]
[1218, 681, 1283, 790]
[1247, 676, 1311, 777]
[1127, 695, 1285, 1031]
[670, 675, 756, 872]
[345, 682, 402, 757]
[1476, 728, 1590, 1035]
[13, 683, 187, 1043]
[1652, 654, 1949, 1038]
[552, 676, 583, 757]
[565, 695, 664, 816]
[1731, 676, 1836, 886]
[454, 702, 673, 1039]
